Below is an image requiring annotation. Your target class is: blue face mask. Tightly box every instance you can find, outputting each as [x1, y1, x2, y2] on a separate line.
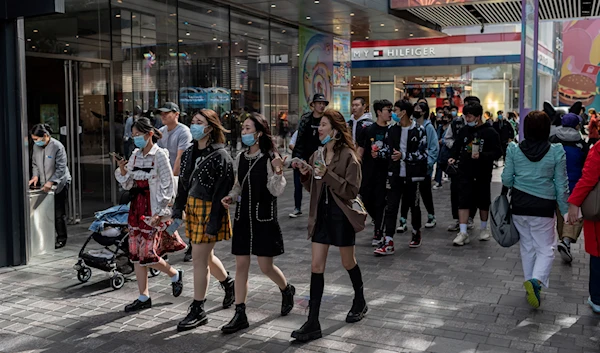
[391, 112, 400, 122]
[242, 133, 257, 146]
[190, 124, 207, 141]
[467, 121, 477, 127]
[133, 135, 149, 149]
[34, 140, 46, 147]
[451, 111, 458, 117]
[498, 114, 503, 120]
[320, 133, 332, 145]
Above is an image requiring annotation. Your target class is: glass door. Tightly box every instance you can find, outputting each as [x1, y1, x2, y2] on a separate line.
[63, 60, 114, 221]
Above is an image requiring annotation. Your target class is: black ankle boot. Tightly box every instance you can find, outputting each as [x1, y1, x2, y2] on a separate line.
[291, 300, 322, 342]
[177, 299, 208, 332]
[221, 303, 250, 334]
[280, 284, 296, 316]
[346, 297, 368, 323]
[220, 274, 235, 309]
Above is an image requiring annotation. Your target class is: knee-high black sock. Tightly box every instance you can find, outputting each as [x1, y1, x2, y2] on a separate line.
[347, 265, 364, 302]
[310, 272, 324, 303]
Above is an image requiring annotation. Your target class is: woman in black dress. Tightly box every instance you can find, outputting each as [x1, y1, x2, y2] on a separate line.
[221, 113, 295, 334]
[291, 110, 367, 342]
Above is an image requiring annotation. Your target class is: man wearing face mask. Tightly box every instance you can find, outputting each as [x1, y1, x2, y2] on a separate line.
[492, 110, 515, 165]
[448, 102, 502, 246]
[291, 94, 329, 218]
[435, 107, 444, 129]
[348, 97, 373, 157]
[361, 100, 392, 246]
[397, 101, 438, 230]
[433, 113, 453, 189]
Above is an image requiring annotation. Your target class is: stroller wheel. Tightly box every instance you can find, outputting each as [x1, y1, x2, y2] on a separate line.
[149, 267, 160, 277]
[111, 272, 126, 290]
[77, 268, 92, 283]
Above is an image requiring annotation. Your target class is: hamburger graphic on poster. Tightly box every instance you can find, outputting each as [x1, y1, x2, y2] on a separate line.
[559, 20, 600, 110]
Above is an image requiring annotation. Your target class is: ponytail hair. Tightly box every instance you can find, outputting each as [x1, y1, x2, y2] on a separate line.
[133, 117, 162, 143]
[31, 123, 53, 137]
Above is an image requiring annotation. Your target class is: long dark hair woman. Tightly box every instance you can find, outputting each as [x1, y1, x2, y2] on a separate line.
[219, 113, 295, 334]
[172, 109, 236, 332]
[114, 117, 187, 313]
[291, 110, 367, 342]
[29, 124, 72, 249]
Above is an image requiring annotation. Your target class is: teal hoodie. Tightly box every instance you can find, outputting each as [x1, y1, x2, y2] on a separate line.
[501, 142, 570, 215]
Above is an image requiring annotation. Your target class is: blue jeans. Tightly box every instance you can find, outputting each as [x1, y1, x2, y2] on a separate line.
[294, 169, 302, 210]
[434, 162, 447, 185]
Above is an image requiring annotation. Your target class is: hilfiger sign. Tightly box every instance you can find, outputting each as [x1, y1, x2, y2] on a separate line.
[363, 47, 438, 59]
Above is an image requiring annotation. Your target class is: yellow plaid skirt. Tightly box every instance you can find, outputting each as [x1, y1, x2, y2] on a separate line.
[185, 196, 232, 244]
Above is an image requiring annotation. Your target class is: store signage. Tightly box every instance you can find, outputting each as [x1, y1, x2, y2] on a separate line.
[353, 47, 437, 60]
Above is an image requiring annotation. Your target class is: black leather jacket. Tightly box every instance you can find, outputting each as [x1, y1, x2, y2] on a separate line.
[173, 142, 234, 235]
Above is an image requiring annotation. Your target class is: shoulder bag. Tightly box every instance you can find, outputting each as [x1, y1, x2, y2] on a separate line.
[581, 180, 600, 222]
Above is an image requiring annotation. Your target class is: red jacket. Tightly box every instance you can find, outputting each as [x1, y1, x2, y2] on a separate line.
[589, 116, 600, 139]
[568, 142, 600, 257]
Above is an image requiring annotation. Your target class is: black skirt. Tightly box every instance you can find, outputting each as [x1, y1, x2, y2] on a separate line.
[312, 185, 356, 247]
[232, 211, 284, 257]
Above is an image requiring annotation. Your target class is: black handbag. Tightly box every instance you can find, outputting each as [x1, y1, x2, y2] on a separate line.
[445, 162, 459, 177]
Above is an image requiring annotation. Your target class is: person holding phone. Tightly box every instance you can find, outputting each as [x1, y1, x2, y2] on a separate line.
[114, 117, 187, 313]
[172, 109, 235, 332]
[29, 124, 72, 249]
[291, 110, 367, 342]
[220, 113, 294, 334]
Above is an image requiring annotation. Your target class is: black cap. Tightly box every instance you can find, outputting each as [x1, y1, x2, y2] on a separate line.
[158, 102, 180, 113]
[311, 93, 329, 105]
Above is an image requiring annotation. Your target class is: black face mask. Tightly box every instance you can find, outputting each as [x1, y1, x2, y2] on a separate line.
[443, 119, 451, 125]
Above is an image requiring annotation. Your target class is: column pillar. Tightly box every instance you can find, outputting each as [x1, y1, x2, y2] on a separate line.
[519, 0, 540, 138]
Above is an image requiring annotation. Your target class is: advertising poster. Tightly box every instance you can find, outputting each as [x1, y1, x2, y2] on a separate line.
[332, 91, 351, 119]
[333, 37, 351, 119]
[558, 20, 600, 111]
[299, 27, 333, 114]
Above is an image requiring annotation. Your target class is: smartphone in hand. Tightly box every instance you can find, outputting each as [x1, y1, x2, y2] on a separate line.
[166, 218, 184, 236]
[109, 152, 124, 161]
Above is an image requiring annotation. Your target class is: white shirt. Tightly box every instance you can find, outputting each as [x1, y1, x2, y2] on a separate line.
[400, 125, 410, 177]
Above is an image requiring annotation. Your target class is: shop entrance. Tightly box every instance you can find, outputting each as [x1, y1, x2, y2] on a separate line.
[26, 55, 116, 221]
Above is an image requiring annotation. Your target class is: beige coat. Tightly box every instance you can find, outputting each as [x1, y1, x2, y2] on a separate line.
[301, 146, 365, 238]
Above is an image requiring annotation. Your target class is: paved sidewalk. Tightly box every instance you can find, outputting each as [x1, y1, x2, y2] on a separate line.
[1, 173, 599, 353]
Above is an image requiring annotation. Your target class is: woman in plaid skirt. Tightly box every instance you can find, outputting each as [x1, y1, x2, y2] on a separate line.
[220, 113, 295, 334]
[114, 117, 186, 313]
[172, 109, 235, 332]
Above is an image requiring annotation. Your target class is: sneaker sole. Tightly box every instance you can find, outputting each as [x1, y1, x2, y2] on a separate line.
[374, 250, 395, 256]
[409, 243, 421, 248]
[523, 281, 540, 309]
[557, 244, 573, 263]
[291, 330, 322, 342]
[221, 321, 250, 334]
[177, 317, 208, 332]
[453, 238, 470, 246]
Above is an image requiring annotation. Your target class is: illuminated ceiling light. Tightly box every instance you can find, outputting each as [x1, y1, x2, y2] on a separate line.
[186, 32, 190, 36]
[247, 21, 252, 25]
[336, 26, 340, 29]
[234, 42, 238, 45]
[207, 9, 212, 13]
[380, 23, 385, 26]
[27, 38, 31, 41]
[282, 30, 286, 33]
[117, 0, 122, 2]
[240, 49, 243, 53]
[143, 35, 146, 38]
[184, 21, 189, 25]
[306, 16, 311, 20]
[409, 32, 414, 37]
[169, 13, 177, 16]
[115, 14, 121, 18]
[217, 45, 222, 49]
[65, 43, 70, 46]
[271, 4, 276, 8]
[31, 46, 36, 49]
[395, 28, 399, 32]
[350, 12, 354, 16]
[297, 53, 300, 56]
[365, 36, 369, 39]
[258, 46, 262, 49]
[76, 35, 79, 38]
[178, 39, 183, 42]
[64, 49, 68, 53]
[132, 15, 136, 18]
[33, 29, 38, 33]
[314, 0, 319, 3]
[351, 31, 354, 34]
[212, 37, 217, 41]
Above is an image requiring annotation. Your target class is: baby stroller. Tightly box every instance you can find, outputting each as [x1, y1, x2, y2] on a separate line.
[73, 192, 161, 289]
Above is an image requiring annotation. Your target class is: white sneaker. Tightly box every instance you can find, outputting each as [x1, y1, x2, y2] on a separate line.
[447, 220, 460, 232]
[453, 232, 470, 246]
[479, 229, 491, 241]
[289, 209, 302, 218]
[432, 183, 443, 190]
[467, 218, 474, 230]
[425, 215, 436, 228]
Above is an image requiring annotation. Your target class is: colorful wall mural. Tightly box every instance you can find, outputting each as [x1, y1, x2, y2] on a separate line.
[299, 27, 333, 114]
[558, 20, 600, 111]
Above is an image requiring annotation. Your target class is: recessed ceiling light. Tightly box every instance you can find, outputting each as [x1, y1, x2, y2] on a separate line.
[115, 14, 121, 18]
[27, 38, 31, 41]
[350, 13, 355, 16]
[395, 28, 399, 32]
[207, 10, 212, 13]
[65, 43, 69, 46]
[258, 46, 262, 49]
[178, 39, 183, 42]
[76, 35, 79, 38]
[132, 15, 136, 18]
[314, 0, 319, 3]
[409, 33, 414, 37]
[240, 49, 243, 53]
[380, 23, 385, 26]
[143, 35, 146, 38]
[33, 29, 38, 33]
[282, 30, 286, 33]
[297, 53, 300, 56]
[213, 37, 217, 41]
[271, 4, 276, 8]
[217, 45, 221, 49]
[117, 0, 122, 2]
[31, 46, 36, 49]
[235, 42, 238, 45]
[351, 31, 354, 34]
[186, 32, 190, 36]
[248, 21, 252, 25]
[306, 16, 311, 20]
[169, 13, 176, 16]
[365, 36, 369, 39]
[336, 26, 340, 29]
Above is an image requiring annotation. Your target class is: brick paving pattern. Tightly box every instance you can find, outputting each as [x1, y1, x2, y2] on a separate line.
[1, 171, 599, 352]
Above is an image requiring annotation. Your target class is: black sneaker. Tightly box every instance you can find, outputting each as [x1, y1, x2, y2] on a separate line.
[346, 298, 368, 323]
[55, 240, 66, 249]
[409, 231, 422, 248]
[221, 304, 250, 334]
[557, 240, 573, 263]
[172, 270, 184, 297]
[220, 275, 235, 309]
[124, 298, 152, 313]
[177, 300, 208, 332]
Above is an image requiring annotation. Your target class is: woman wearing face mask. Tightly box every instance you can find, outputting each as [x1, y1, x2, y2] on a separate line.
[172, 109, 235, 332]
[29, 124, 72, 249]
[291, 110, 367, 342]
[114, 117, 186, 312]
[220, 113, 294, 334]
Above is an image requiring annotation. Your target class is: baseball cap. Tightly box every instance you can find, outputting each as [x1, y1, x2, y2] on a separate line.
[311, 93, 329, 105]
[561, 113, 581, 128]
[158, 102, 180, 113]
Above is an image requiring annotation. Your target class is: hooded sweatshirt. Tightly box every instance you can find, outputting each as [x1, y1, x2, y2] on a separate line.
[348, 112, 373, 146]
[501, 141, 569, 217]
[550, 127, 589, 192]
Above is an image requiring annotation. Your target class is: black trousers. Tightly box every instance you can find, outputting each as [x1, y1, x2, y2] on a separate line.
[591, 255, 600, 305]
[55, 185, 68, 242]
[361, 175, 387, 232]
[450, 175, 477, 220]
[293, 169, 303, 210]
[402, 178, 434, 218]
[384, 175, 420, 237]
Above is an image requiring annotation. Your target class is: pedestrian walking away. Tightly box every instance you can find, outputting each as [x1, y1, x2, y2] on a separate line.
[114, 117, 187, 313]
[502, 110, 569, 309]
[291, 110, 367, 342]
[29, 124, 72, 249]
[172, 109, 235, 332]
[220, 113, 295, 334]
